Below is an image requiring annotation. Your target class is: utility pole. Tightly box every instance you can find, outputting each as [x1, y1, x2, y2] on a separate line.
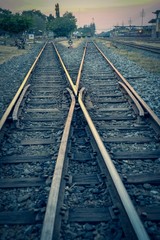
[128, 18, 132, 37]
[140, 9, 145, 27]
[128, 18, 132, 33]
[128, 18, 132, 27]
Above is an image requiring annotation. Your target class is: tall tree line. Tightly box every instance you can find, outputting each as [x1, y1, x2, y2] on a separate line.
[0, 4, 77, 37]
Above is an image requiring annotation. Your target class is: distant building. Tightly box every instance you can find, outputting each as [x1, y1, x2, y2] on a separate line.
[112, 25, 151, 37]
[148, 10, 160, 38]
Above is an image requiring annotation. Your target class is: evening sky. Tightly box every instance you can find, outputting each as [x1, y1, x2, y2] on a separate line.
[0, 0, 159, 32]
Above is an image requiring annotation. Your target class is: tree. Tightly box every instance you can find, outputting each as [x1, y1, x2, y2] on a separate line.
[48, 12, 77, 37]
[22, 10, 46, 20]
[11, 14, 32, 34]
[0, 8, 12, 15]
[0, 9, 32, 35]
[22, 10, 47, 34]
[79, 25, 91, 37]
[0, 7, 77, 37]
[0, 8, 11, 34]
[63, 12, 77, 35]
[55, 3, 60, 18]
[77, 22, 96, 37]
[47, 14, 55, 22]
[46, 14, 55, 32]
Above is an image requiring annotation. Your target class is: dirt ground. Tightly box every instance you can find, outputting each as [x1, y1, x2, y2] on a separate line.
[0, 45, 30, 64]
[1, 38, 159, 74]
[59, 38, 83, 48]
[0, 38, 82, 64]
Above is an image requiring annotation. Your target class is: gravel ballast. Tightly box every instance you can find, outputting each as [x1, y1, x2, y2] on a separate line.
[0, 42, 44, 119]
[0, 39, 159, 120]
[96, 40, 160, 119]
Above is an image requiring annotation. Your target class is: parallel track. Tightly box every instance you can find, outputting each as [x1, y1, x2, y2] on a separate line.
[0, 43, 70, 239]
[81, 41, 160, 224]
[112, 40, 160, 54]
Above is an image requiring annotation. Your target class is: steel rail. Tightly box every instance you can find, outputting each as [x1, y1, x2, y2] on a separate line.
[114, 41, 160, 54]
[94, 41, 160, 127]
[118, 82, 144, 117]
[75, 42, 87, 95]
[40, 89, 75, 240]
[78, 87, 150, 240]
[52, 42, 77, 95]
[40, 39, 152, 239]
[0, 42, 47, 130]
[12, 84, 30, 121]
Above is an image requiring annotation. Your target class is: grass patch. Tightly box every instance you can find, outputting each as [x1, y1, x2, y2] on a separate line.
[111, 47, 160, 74]
[99, 39, 160, 74]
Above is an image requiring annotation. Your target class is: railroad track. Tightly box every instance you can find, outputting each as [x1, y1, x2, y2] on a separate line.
[41, 40, 159, 239]
[80, 42, 160, 235]
[112, 40, 160, 54]
[0, 40, 160, 240]
[0, 42, 71, 239]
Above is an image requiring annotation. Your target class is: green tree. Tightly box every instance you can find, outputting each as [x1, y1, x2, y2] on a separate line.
[0, 8, 11, 34]
[22, 10, 47, 34]
[22, 10, 46, 20]
[10, 13, 31, 34]
[0, 9, 32, 35]
[46, 14, 55, 32]
[79, 25, 91, 37]
[55, 3, 60, 18]
[0, 8, 12, 15]
[48, 12, 77, 37]
[77, 22, 96, 37]
[47, 14, 55, 22]
[63, 12, 77, 36]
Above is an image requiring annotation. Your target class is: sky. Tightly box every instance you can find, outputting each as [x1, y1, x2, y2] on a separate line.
[0, 0, 159, 33]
